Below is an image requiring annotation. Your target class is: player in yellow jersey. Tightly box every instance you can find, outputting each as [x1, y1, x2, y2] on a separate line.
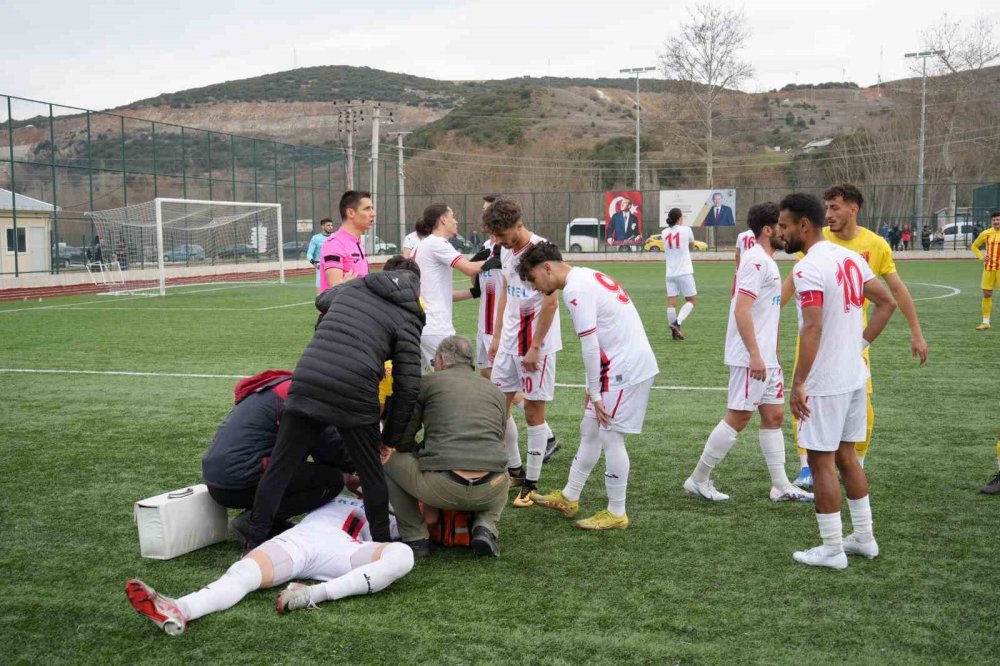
[971, 212, 1000, 330]
[782, 184, 929, 487]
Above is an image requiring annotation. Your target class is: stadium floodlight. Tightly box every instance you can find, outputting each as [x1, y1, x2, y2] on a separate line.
[904, 50, 945, 236]
[620, 66, 657, 190]
[86, 198, 283, 296]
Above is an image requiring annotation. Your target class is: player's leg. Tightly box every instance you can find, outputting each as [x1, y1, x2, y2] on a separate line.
[852, 349, 874, 464]
[490, 353, 523, 481]
[420, 334, 444, 373]
[982, 431, 1000, 494]
[838, 388, 879, 558]
[666, 279, 683, 339]
[513, 354, 557, 506]
[757, 369, 812, 502]
[339, 424, 392, 543]
[978, 271, 994, 329]
[533, 413, 598, 518]
[511, 391, 558, 460]
[685, 368, 752, 500]
[675, 276, 697, 327]
[790, 338, 812, 488]
[279, 541, 415, 612]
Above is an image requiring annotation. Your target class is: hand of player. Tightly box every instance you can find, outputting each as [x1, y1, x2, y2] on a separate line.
[379, 445, 393, 466]
[488, 338, 500, 364]
[748, 352, 767, 381]
[523, 346, 541, 372]
[910, 334, 929, 365]
[591, 399, 613, 427]
[790, 383, 810, 421]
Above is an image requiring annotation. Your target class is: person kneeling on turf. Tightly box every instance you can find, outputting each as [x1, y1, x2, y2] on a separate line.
[125, 491, 413, 635]
[384, 335, 509, 557]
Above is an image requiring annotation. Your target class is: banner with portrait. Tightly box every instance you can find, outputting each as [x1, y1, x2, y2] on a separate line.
[659, 189, 737, 227]
[604, 190, 643, 248]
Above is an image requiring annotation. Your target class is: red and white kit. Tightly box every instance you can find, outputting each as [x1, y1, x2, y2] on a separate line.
[792, 241, 875, 451]
[563, 267, 658, 433]
[663, 225, 697, 297]
[491, 233, 562, 400]
[476, 240, 503, 369]
[725, 243, 784, 412]
[736, 229, 756, 265]
[412, 234, 465, 367]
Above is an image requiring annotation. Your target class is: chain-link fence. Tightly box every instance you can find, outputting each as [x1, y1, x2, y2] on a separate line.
[2, 93, 996, 277]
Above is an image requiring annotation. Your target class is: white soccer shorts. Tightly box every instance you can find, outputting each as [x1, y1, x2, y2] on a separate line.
[476, 332, 494, 370]
[583, 377, 654, 434]
[666, 273, 698, 298]
[490, 351, 556, 401]
[797, 387, 867, 452]
[420, 333, 450, 372]
[268, 523, 365, 582]
[727, 365, 784, 412]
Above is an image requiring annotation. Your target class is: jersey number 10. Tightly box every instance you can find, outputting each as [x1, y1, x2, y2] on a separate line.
[835, 258, 865, 312]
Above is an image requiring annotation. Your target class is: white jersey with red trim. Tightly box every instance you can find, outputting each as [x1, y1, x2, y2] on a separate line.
[413, 234, 464, 337]
[792, 240, 875, 396]
[724, 244, 782, 367]
[563, 267, 658, 390]
[477, 240, 503, 338]
[498, 234, 562, 356]
[662, 225, 695, 277]
[402, 231, 420, 254]
[297, 494, 399, 543]
[736, 229, 756, 265]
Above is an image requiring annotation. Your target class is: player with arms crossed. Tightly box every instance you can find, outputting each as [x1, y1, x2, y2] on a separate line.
[518, 243, 657, 529]
[971, 211, 1000, 330]
[483, 197, 562, 507]
[125, 493, 413, 635]
[662, 208, 699, 340]
[783, 184, 928, 487]
[683, 203, 812, 503]
[778, 193, 897, 569]
[319, 191, 374, 291]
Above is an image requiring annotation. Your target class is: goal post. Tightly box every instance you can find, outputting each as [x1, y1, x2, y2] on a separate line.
[87, 198, 285, 296]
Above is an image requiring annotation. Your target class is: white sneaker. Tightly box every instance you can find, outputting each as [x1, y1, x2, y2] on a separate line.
[792, 545, 848, 570]
[125, 579, 187, 635]
[769, 485, 814, 503]
[683, 477, 730, 501]
[276, 582, 317, 614]
[842, 533, 879, 559]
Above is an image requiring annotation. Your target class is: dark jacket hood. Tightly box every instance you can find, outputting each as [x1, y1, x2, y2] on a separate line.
[364, 270, 425, 322]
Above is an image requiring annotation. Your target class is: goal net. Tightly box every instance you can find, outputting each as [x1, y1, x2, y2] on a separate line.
[86, 198, 284, 295]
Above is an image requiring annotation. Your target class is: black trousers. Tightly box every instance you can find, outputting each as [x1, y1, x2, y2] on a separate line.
[208, 460, 343, 525]
[248, 412, 389, 547]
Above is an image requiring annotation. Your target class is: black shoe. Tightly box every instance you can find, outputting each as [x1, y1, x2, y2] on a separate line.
[543, 436, 560, 462]
[982, 471, 1000, 495]
[508, 467, 524, 488]
[470, 526, 499, 557]
[229, 510, 252, 543]
[405, 538, 431, 559]
[269, 519, 296, 538]
[670, 322, 685, 340]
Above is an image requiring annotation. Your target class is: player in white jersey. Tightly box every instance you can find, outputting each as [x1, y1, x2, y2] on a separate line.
[401, 228, 421, 258]
[662, 207, 698, 340]
[683, 202, 812, 504]
[482, 197, 562, 507]
[517, 243, 658, 530]
[411, 203, 489, 370]
[735, 228, 756, 267]
[777, 193, 896, 570]
[125, 493, 413, 635]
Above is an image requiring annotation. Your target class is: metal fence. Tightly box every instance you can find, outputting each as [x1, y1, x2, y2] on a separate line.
[2, 93, 996, 277]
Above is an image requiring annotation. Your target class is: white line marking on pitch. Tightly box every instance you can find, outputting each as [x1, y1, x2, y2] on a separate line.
[910, 282, 961, 301]
[0, 368, 727, 391]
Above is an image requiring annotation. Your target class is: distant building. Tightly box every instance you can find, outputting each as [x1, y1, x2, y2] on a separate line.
[802, 138, 834, 153]
[0, 188, 57, 274]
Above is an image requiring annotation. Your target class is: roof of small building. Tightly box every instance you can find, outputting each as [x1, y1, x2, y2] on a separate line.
[0, 188, 57, 212]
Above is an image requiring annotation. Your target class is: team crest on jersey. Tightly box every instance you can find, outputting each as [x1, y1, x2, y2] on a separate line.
[569, 298, 578, 306]
[754, 263, 762, 270]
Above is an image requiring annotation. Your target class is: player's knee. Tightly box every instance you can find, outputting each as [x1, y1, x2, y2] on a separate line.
[383, 542, 415, 578]
[687, 296, 697, 305]
[984, 290, 993, 298]
[725, 411, 752, 431]
[523, 401, 545, 425]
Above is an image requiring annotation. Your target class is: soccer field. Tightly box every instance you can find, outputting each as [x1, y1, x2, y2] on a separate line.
[1, 259, 997, 664]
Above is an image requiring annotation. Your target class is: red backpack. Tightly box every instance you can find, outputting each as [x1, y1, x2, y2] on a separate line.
[233, 370, 293, 404]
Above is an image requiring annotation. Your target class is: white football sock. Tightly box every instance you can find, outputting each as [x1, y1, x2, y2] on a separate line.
[667, 306, 677, 325]
[799, 453, 809, 469]
[525, 424, 549, 482]
[512, 400, 525, 415]
[601, 429, 630, 516]
[692, 420, 738, 483]
[758, 428, 793, 490]
[847, 495, 874, 542]
[816, 512, 843, 554]
[545, 421, 554, 440]
[858, 456, 866, 469]
[309, 543, 413, 603]
[677, 302, 694, 325]
[564, 417, 601, 501]
[177, 558, 261, 621]
[504, 416, 521, 469]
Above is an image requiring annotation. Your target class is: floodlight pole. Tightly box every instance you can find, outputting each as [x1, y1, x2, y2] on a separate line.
[905, 50, 944, 237]
[389, 131, 411, 251]
[620, 66, 656, 191]
[370, 105, 381, 256]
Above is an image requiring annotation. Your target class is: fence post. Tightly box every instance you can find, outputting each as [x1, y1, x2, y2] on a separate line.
[7, 96, 19, 276]
[49, 103, 58, 274]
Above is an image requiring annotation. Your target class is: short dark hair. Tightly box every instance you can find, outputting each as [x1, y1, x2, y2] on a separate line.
[779, 193, 826, 229]
[319, 217, 334, 226]
[666, 208, 683, 227]
[517, 241, 562, 282]
[991, 211, 1000, 219]
[417, 203, 449, 237]
[339, 191, 372, 220]
[382, 255, 420, 278]
[824, 183, 864, 209]
[712, 192, 723, 199]
[483, 194, 499, 204]
[482, 197, 522, 233]
[746, 202, 779, 238]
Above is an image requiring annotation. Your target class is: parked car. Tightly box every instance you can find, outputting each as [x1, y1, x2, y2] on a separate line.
[645, 234, 663, 252]
[362, 235, 399, 255]
[52, 243, 87, 267]
[931, 222, 981, 249]
[163, 244, 206, 261]
[281, 241, 310, 260]
[216, 244, 259, 260]
[448, 234, 475, 253]
[565, 218, 605, 252]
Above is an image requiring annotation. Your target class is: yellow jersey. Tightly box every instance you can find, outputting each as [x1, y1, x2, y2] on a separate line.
[822, 226, 895, 326]
[378, 361, 393, 407]
[972, 228, 1000, 272]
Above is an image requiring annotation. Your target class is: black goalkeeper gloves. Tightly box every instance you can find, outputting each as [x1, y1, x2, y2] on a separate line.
[470, 247, 492, 262]
[480, 254, 502, 272]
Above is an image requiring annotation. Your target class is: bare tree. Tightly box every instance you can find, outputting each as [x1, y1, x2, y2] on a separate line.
[659, 4, 754, 187]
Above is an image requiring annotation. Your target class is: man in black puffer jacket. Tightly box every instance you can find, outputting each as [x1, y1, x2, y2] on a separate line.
[247, 256, 424, 548]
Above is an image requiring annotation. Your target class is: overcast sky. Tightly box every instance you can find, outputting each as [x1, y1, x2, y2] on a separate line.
[2, 0, 997, 114]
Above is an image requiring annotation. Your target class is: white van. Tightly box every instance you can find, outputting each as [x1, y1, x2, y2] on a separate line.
[565, 218, 605, 252]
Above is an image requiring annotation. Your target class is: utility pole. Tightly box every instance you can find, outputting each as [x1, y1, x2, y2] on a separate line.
[905, 50, 945, 238]
[620, 66, 656, 191]
[336, 101, 364, 189]
[389, 131, 411, 249]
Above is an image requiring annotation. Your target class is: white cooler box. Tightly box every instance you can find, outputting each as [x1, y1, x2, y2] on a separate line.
[134, 484, 229, 560]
